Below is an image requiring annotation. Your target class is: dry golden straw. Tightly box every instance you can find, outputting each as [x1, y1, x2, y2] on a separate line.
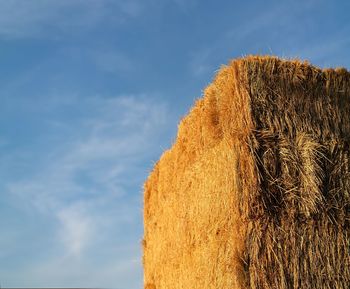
[143, 56, 350, 289]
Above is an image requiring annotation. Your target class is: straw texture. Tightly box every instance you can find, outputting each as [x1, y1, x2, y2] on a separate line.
[143, 56, 350, 289]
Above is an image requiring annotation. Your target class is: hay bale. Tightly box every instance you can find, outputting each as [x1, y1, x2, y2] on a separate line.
[143, 56, 350, 289]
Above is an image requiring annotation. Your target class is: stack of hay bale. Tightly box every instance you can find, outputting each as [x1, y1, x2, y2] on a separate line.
[143, 56, 350, 289]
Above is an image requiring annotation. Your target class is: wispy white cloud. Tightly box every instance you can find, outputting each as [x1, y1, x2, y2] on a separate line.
[188, 47, 218, 77]
[0, 0, 143, 39]
[3, 94, 171, 287]
[57, 203, 94, 257]
[14, 248, 141, 289]
[188, 0, 350, 77]
[89, 49, 133, 74]
[8, 93, 169, 212]
[282, 27, 350, 68]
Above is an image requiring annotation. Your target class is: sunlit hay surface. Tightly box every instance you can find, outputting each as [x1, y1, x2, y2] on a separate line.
[143, 56, 350, 289]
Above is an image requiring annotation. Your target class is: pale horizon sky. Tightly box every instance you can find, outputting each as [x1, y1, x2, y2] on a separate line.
[0, 1, 349, 288]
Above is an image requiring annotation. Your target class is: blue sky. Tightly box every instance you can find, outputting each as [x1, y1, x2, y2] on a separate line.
[0, 0, 349, 288]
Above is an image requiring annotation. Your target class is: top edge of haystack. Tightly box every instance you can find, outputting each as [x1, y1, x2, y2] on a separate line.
[228, 55, 350, 75]
[176, 55, 350, 154]
[220, 55, 350, 142]
[204, 55, 350, 116]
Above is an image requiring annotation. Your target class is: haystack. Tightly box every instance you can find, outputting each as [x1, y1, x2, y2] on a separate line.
[143, 56, 350, 289]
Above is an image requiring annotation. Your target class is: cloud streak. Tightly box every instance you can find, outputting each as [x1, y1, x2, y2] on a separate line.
[2, 94, 172, 287]
[57, 203, 94, 257]
[188, 0, 350, 78]
[0, 0, 143, 39]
